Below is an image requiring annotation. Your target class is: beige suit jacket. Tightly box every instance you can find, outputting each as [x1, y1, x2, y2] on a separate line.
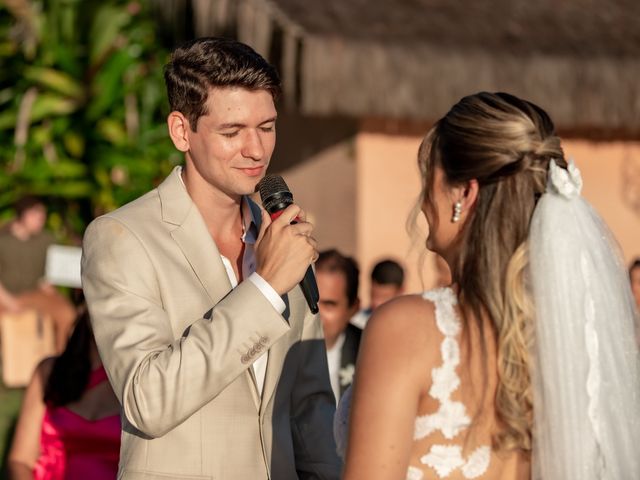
[81, 167, 341, 479]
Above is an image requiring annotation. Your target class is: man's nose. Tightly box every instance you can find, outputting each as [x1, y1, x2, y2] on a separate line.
[242, 129, 265, 160]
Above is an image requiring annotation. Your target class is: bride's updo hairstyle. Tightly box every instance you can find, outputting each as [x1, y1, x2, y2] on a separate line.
[418, 92, 566, 452]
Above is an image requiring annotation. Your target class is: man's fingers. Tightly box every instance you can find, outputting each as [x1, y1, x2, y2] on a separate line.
[272, 204, 302, 227]
[289, 222, 313, 237]
[307, 235, 318, 250]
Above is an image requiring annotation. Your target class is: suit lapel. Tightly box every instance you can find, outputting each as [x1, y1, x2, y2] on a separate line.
[158, 168, 261, 410]
[170, 207, 232, 305]
[340, 326, 359, 368]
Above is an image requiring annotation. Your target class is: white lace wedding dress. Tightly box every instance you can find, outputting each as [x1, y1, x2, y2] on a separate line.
[334, 287, 496, 480]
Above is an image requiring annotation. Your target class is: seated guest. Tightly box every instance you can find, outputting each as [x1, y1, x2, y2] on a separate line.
[0, 196, 75, 352]
[8, 308, 121, 480]
[316, 249, 362, 403]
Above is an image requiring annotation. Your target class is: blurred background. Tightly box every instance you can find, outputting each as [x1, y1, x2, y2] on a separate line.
[1, 0, 639, 473]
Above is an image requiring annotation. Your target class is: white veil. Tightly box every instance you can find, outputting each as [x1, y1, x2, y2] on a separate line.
[529, 160, 640, 479]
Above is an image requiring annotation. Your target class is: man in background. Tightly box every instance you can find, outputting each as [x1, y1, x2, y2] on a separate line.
[316, 249, 362, 403]
[351, 258, 404, 329]
[0, 196, 75, 352]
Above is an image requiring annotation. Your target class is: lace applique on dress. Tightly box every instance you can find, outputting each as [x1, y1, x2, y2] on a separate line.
[411, 288, 491, 479]
[407, 466, 425, 480]
[461, 446, 491, 479]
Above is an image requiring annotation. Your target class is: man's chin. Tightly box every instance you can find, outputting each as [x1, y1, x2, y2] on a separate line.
[246, 176, 264, 195]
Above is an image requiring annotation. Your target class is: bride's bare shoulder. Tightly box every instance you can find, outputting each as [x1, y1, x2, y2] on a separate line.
[361, 292, 445, 365]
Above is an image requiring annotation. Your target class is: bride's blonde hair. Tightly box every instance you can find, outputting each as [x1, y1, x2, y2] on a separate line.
[418, 92, 566, 451]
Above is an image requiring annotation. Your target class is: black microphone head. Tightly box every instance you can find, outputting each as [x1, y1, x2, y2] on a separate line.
[258, 175, 294, 214]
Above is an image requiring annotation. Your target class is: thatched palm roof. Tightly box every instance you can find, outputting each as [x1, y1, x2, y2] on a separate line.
[155, 0, 640, 136]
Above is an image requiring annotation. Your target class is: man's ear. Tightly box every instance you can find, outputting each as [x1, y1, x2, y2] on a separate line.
[167, 111, 191, 152]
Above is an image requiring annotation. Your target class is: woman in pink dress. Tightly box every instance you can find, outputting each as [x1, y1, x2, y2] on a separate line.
[8, 308, 121, 479]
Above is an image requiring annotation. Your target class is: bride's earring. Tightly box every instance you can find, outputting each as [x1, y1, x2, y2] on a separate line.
[452, 201, 462, 223]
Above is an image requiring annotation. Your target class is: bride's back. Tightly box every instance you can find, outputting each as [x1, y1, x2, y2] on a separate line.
[406, 287, 529, 479]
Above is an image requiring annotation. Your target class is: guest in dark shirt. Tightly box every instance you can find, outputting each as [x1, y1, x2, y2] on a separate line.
[0, 196, 75, 352]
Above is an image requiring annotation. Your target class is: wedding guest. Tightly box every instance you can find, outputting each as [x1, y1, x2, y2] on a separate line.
[351, 259, 404, 329]
[0, 196, 76, 352]
[8, 308, 121, 480]
[316, 249, 362, 402]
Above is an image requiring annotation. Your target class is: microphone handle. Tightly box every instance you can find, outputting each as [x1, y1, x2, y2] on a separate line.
[300, 266, 319, 314]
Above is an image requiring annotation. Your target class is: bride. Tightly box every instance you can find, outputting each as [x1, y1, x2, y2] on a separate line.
[335, 92, 640, 479]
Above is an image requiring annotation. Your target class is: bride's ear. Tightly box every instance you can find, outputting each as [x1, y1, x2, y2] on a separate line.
[461, 179, 479, 210]
[451, 179, 479, 213]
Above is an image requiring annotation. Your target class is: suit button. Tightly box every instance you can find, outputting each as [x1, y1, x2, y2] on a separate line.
[241, 354, 249, 364]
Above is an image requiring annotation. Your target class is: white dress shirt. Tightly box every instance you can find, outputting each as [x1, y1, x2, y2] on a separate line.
[326, 332, 346, 403]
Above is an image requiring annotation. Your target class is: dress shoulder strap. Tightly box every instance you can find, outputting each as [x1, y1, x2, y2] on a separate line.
[421, 287, 461, 337]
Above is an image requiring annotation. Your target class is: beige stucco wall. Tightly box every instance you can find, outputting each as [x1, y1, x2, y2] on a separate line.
[355, 133, 431, 304]
[356, 133, 640, 306]
[279, 139, 358, 257]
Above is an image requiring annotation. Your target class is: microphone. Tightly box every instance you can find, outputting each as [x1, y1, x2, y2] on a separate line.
[258, 175, 319, 314]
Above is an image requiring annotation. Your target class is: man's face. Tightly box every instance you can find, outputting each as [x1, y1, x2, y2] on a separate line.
[181, 87, 277, 199]
[370, 282, 402, 310]
[317, 270, 359, 346]
[631, 267, 640, 308]
[20, 204, 46, 234]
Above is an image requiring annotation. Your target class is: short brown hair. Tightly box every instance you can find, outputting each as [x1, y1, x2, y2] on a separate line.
[14, 195, 44, 219]
[316, 249, 360, 307]
[164, 37, 281, 131]
[371, 259, 404, 287]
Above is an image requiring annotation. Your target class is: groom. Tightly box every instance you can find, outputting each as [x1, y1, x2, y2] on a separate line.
[81, 37, 341, 479]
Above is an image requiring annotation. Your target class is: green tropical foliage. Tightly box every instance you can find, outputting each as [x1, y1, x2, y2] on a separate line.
[0, 0, 180, 237]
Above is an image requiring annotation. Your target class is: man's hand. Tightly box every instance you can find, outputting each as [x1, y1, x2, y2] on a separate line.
[38, 280, 56, 295]
[255, 204, 318, 296]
